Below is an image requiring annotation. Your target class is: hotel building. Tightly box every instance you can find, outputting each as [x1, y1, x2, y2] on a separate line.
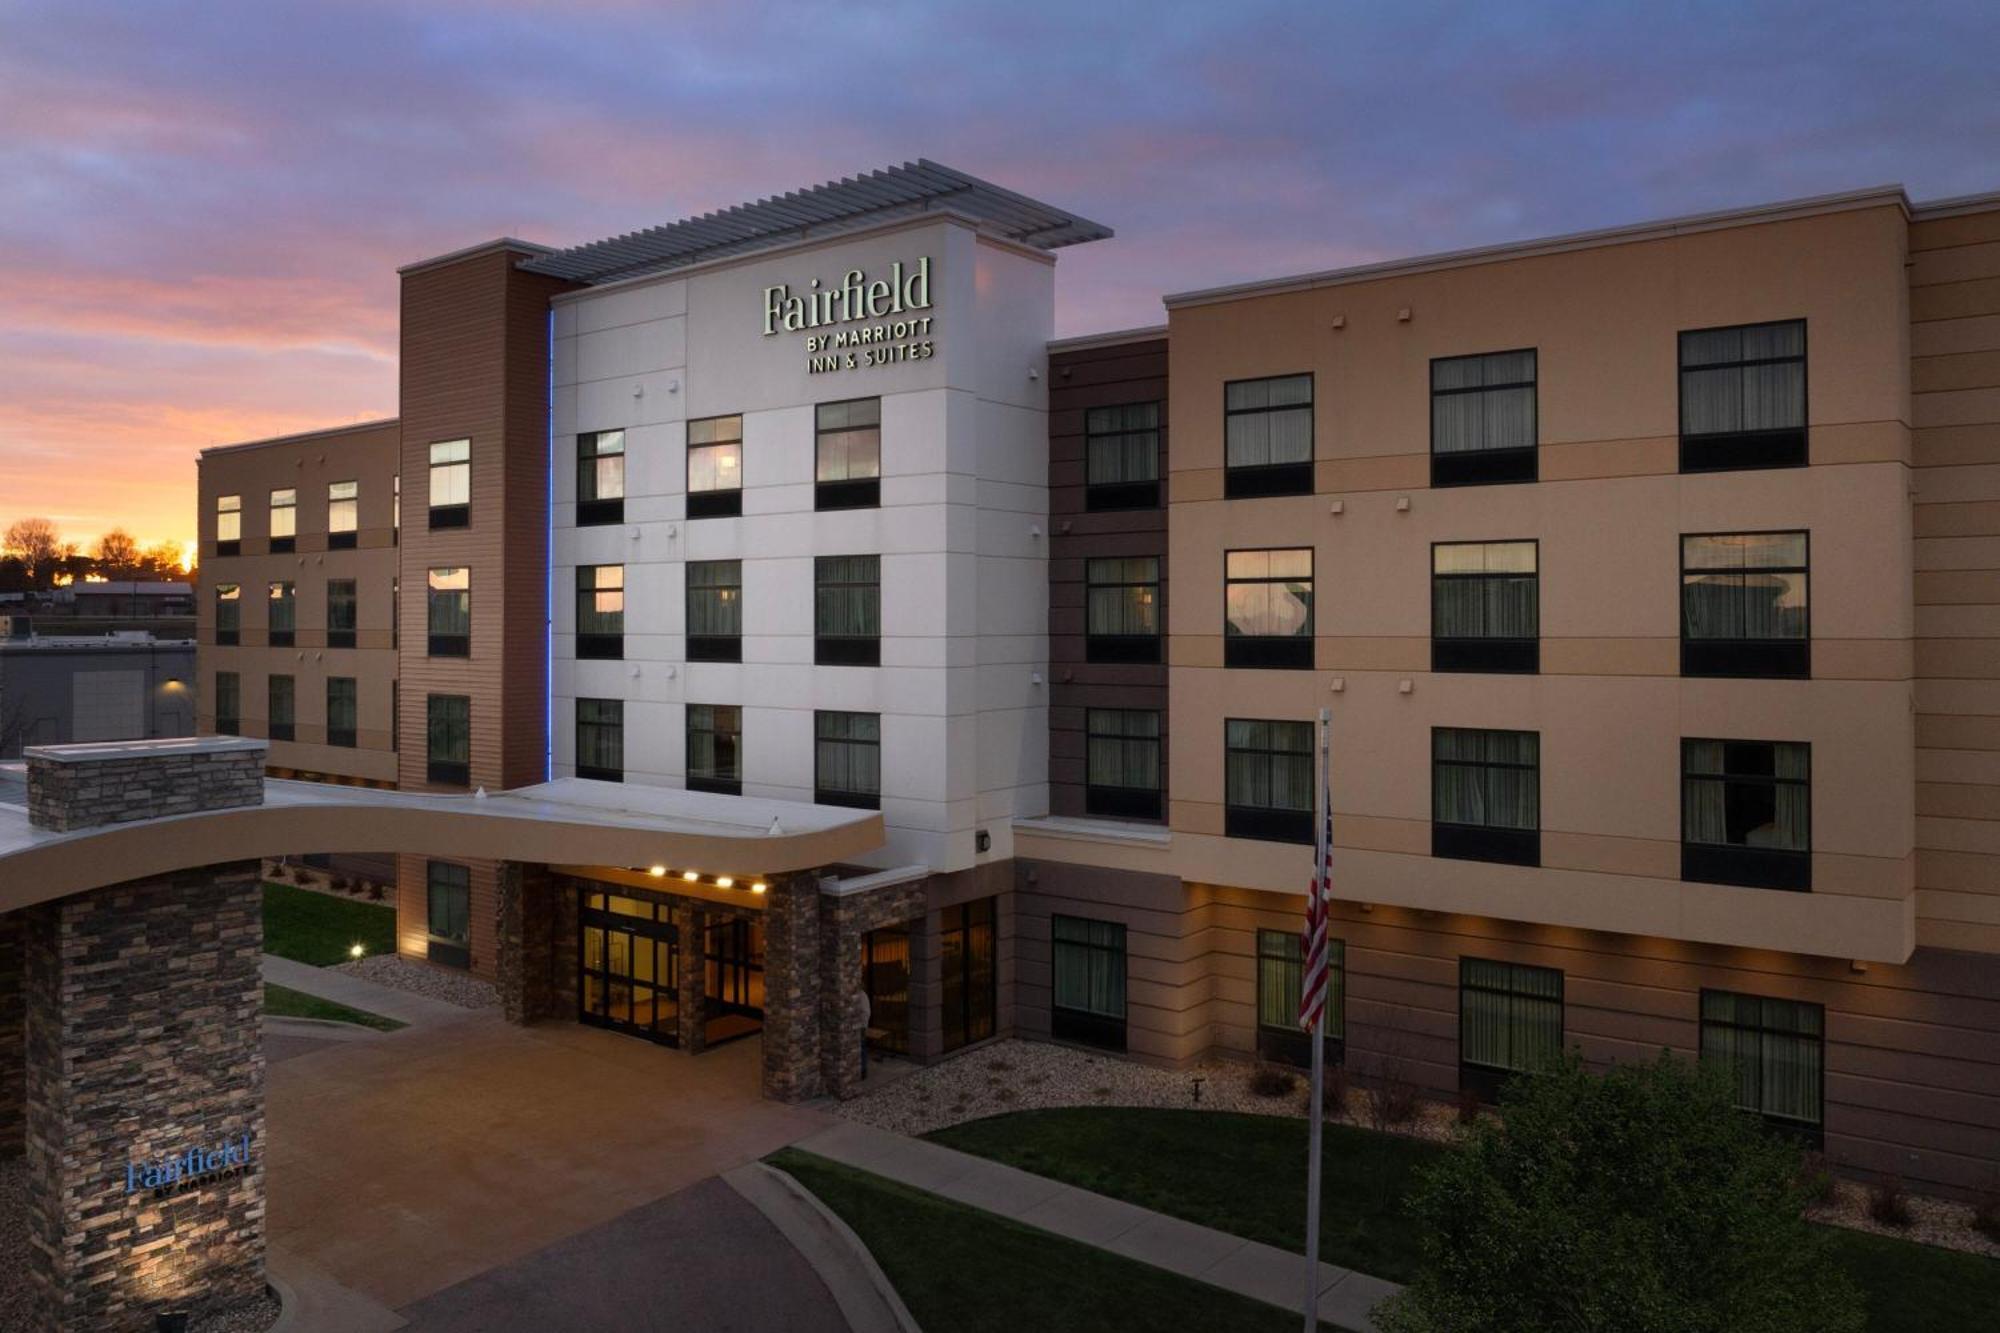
[196, 163, 2000, 1196]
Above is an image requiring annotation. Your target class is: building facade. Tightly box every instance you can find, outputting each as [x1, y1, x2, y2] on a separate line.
[197, 166, 2000, 1196]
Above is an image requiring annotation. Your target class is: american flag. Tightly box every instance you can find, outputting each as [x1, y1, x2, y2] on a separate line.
[1297, 765, 1334, 1032]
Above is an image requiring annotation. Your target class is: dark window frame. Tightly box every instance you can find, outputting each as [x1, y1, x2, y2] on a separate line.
[576, 564, 624, 660]
[686, 414, 744, 519]
[940, 898, 999, 1052]
[215, 494, 241, 557]
[426, 693, 471, 787]
[1678, 318, 1808, 473]
[1224, 547, 1314, 669]
[685, 560, 742, 663]
[1459, 956, 1565, 1102]
[814, 709, 881, 809]
[1430, 539, 1539, 673]
[214, 670, 240, 736]
[213, 584, 241, 647]
[1223, 372, 1314, 498]
[814, 554, 881, 667]
[426, 567, 470, 658]
[1699, 988, 1826, 1145]
[1432, 727, 1541, 866]
[1051, 914, 1128, 1051]
[425, 861, 472, 969]
[574, 697, 624, 782]
[1429, 348, 1539, 487]
[1084, 556, 1162, 664]
[1224, 716, 1315, 844]
[326, 677, 357, 748]
[1681, 738, 1811, 891]
[268, 486, 297, 554]
[685, 703, 742, 795]
[267, 673, 295, 743]
[326, 579, 357, 650]
[1680, 530, 1810, 679]
[327, 479, 359, 549]
[1084, 707, 1164, 821]
[1084, 400, 1163, 511]
[815, 396, 882, 511]
[577, 429, 626, 526]
[428, 439, 471, 528]
[1256, 929, 1344, 1068]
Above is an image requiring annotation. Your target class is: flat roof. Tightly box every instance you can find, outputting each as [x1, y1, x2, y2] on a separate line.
[199, 418, 399, 459]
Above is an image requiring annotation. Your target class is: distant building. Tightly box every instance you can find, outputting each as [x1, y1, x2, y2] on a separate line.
[66, 580, 195, 618]
[0, 627, 195, 756]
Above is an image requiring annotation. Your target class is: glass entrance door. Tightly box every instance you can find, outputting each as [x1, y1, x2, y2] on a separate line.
[865, 925, 911, 1055]
[580, 891, 679, 1046]
[703, 917, 765, 1046]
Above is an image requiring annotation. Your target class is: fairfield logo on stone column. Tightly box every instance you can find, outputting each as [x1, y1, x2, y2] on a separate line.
[123, 1133, 255, 1195]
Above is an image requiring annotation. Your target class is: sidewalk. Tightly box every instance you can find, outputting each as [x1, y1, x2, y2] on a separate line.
[261, 954, 476, 1028]
[791, 1120, 1402, 1333]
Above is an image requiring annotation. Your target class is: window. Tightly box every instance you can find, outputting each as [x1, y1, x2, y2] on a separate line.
[426, 567, 470, 657]
[425, 861, 472, 969]
[327, 480, 358, 549]
[326, 677, 356, 748]
[575, 698, 623, 782]
[1431, 349, 1538, 486]
[327, 579, 357, 649]
[940, 898, 998, 1052]
[1700, 991, 1824, 1140]
[1225, 718, 1314, 843]
[1224, 374, 1313, 498]
[1085, 557, 1161, 663]
[686, 560, 741, 662]
[393, 474, 400, 538]
[427, 694, 470, 786]
[267, 580, 295, 648]
[577, 430, 625, 525]
[214, 671, 240, 736]
[1085, 402, 1162, 510]
[815, 710, 880, 809]
[866, 925, 912, 1055]
[214, 584, 241, 646]
[576, 565, 624, 660]
[1460, 957, 1564, 1100]
[1258, 930, 1343, 1068]
[1224, 549, 1313, 669]
[215, 494, 241, 556]
[815, 555, 880, 666]
[1680, 319, 1807, 472]
[267, 674, 295, 742]
[1433, 728, 1540, 865]
[1432, 541, 1537, 673]
[1682, 532, 1809, 678]
[815, 397, 881, 510]
[1085, 709, 1162, 820]
[268, 487, 296, 553]
[1682, 739, 1810, 890]
[686, 704, 741, 795]
[686, 415, 742, 518]
[428, 439, 471, 527]
[1052, 915, 1127, 1050]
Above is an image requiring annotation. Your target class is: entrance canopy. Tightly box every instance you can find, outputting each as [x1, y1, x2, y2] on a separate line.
[0, 758, 883, 913]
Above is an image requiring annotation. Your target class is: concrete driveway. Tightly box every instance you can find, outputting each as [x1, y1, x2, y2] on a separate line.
[265, 1010, 836, 1323]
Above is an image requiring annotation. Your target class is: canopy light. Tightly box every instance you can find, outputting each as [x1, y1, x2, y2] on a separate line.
[648, 865, 667, 877]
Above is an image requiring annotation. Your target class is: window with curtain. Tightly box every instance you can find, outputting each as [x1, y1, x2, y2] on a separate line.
[1433, 728, 1540, 865]
[687, 415, 743, 518]
[1257, 930, 1344, 1067]
[1682, 532, 1809, 678]
[268, 487, 296, 552]
[815, 710, 880, 808]
[1431, 349, 1538, 486]
[1460, 957, 1564, 1099]
[267, 674, 295, 742]
[1225, 549, 1313, 668]
[686, 560, 742, 662]
[1700, 990, 1824, 1137]
[427, 694, 470, 786]
[214, 671, 240, 735]
[577, 430, 625, 525]
[815, 555, 880, 666]
[1052, 914, 1127, 1050]
[1224, 374, 1313, 497]
[941, 898, 997, 1051]
[816, 397, 882, 510]
[867, 925, 913, 1055]
[686, 703, 741, 795]
[267, 581, 295, 647]
[426, 861, 472, 969]
[327, 579, 357, 649]
[1085, 557, 1161, 663]
[575, 698, 623, 781]
[576, 565, 624, 660]
[1085, 401, 1162, 510]
[1432, 541, 1537, 672]
[214, 584, 241, 645]
[1085, 708, 1163, 820]
[1225, 717, 1314, 843]
[429, 439, 471, 527]
[215, 494, 241, 554]
[326, 677, 356, 747]
[1679, 319, 1807, 472]
[327, 480, 358, 548]
[427, 567, 470, 657]
[1682, 739, 1810, 890]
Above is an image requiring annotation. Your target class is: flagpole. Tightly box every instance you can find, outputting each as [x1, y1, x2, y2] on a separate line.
[1303, 706, 1330, 1330]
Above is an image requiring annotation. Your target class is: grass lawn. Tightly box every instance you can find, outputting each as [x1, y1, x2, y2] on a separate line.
[769, 1148, 1347, 1333]
[263, 982, 404, 1031]
[262, 881, 396, 966]
[929, 1106, 1442, 1282]
[928, 1106, 2000, 1331]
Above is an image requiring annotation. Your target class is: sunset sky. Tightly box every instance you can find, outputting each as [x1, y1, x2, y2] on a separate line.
[2, 0, 1996, 551]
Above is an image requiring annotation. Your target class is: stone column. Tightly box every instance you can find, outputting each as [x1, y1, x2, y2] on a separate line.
[676, 905, 707, 1055]
[23, 862, 265, 1332]
[761, 874, 822, 1101]
[0, 911, 22, 1158]
[496, 862, 559, 1025]
[821, 881, 929, 1099]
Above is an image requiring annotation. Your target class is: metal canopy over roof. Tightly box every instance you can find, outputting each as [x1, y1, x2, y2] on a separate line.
[519, 159, 1112, 286]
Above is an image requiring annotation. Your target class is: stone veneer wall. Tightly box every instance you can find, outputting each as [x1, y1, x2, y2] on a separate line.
[21, 862, 265, 1332]
[761, 872, 822, 1101]
[820, 881, 929, 1099]
[24, 739, 264, 833]
[495, 862, 560, 1025]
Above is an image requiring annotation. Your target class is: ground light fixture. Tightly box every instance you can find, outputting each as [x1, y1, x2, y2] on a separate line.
[348, 942, 365, 959]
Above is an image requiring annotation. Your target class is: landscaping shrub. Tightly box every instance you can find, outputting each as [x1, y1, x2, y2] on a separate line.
[1364, 1068, 1423, 1131]
[1795, 1150, 1840, 1208]
[1454, 1089, 1482, 1128]
[1247, 1065, 1298, 1098]
[1867, 1175, 1912, 1229]
[1374, 1051, 1864, 1333]
[366, 882, 386, 902]
[1973, 1181, 2000, 1243]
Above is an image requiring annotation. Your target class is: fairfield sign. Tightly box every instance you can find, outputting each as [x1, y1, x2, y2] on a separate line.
[123, 1133, 255, 1196]
[762, 257, 935, 374]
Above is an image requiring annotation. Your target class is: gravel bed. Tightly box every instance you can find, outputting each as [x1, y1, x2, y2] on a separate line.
[195, 1290, 281, 1332]
[838, 1038, 2000, 1258]
[332, 954, 499, 1009]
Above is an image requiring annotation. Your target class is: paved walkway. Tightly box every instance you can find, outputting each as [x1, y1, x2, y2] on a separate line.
[261, 953, 472, 1027]
[792, 1120, 1402, 1333]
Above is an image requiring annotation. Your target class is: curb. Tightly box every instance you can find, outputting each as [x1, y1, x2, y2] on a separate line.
[724, 1161, 922, 1333]
[263, 1016, 389, 1039]
[265, 1274, 297, 1332]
